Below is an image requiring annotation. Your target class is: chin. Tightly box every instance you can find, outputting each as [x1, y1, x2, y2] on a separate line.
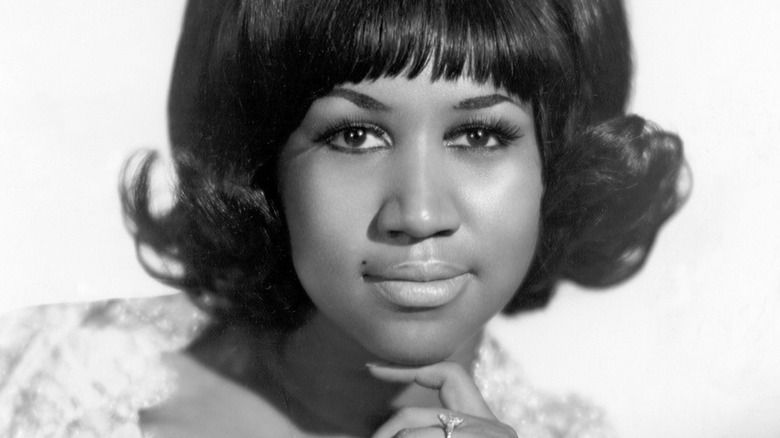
[376, 346, 453, 367]
[363, 322, 479, 366]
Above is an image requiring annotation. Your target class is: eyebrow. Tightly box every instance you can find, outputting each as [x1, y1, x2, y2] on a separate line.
[326, 88, 519, 112]
[327, 88, 391, 111]
[454, 94, 518, 110]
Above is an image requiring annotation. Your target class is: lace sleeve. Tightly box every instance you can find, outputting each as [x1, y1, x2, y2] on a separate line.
[0, 295, 206, 438]
[474, 335, 618, 438]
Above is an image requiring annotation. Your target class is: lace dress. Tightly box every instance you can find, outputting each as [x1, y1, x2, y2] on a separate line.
[0, 294, 615, 437]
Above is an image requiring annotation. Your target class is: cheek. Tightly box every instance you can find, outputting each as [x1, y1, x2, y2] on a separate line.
[461, 157, 543, 301]
[279, 156, 373, 291]
[478, 175, 541, 255]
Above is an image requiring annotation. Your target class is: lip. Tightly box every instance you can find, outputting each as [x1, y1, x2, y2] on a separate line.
[364, 261, 471, 308]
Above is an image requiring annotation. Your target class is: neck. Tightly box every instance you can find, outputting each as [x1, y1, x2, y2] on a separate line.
[274, 313, 484, 436]
[190, 314, 484, 437]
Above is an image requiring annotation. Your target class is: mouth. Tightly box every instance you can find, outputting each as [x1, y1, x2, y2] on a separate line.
[363, 261, 471, 308]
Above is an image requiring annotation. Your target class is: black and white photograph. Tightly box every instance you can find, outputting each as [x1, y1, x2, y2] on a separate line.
[1, 1, 778, 437]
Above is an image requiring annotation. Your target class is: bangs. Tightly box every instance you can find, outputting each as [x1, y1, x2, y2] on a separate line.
[275, 0, 573, 101]
[171, 0, 630, 158]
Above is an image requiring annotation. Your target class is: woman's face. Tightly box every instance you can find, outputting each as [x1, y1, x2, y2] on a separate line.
[279, 70, 543, 365]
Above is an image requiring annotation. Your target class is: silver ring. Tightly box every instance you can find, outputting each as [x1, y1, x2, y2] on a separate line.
[437, 412, 464, 438]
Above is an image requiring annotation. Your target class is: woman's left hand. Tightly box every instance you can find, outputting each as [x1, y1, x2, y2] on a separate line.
[368, 361, 518, 438]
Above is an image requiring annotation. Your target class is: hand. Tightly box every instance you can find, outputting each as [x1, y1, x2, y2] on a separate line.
[368, 361, 518, 438]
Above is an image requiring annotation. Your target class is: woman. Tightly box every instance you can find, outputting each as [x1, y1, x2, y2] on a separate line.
[0, 0, 686, 436]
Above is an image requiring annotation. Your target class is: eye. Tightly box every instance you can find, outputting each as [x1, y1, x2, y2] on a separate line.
[323, 124, 391, 152]
[445, 118, 523, 150]
[447, 127, 501, 148]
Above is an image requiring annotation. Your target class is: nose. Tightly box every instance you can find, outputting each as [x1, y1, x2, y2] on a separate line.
[375, 138, 461, 241]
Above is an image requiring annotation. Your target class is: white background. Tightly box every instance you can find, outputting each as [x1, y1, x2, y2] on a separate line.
[1, 1, 779, 437]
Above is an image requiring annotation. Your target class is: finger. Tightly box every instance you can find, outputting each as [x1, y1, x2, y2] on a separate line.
[389, 427, 443, 438]
[367, 361, 495, 419]
[372, 408, 517, 438]
[370, 407, 449, 438]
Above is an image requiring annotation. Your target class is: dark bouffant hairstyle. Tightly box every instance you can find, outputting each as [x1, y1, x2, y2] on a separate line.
[122, 0, 687, 330]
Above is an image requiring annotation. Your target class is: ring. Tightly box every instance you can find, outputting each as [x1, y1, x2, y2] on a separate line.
[437, 412, 464, 438]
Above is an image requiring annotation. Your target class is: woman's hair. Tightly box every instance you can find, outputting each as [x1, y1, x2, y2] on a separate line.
[122, 0, 687, 329]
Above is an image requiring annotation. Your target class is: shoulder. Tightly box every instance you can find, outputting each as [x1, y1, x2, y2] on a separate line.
[140, 320, 299, 437]
[140, 351, 295, 438]
[474, 333, 618, 438]
[0, 294, 208, 437]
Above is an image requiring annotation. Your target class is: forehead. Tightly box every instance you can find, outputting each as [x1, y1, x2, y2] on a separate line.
[332, 71, 528, 112]
[343, 69, 501, 99]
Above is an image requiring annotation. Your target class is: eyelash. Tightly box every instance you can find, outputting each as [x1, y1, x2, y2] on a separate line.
[312, 116, 524, 151]
[444, 116, 524, 148]
[312, 118, 389, 152]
